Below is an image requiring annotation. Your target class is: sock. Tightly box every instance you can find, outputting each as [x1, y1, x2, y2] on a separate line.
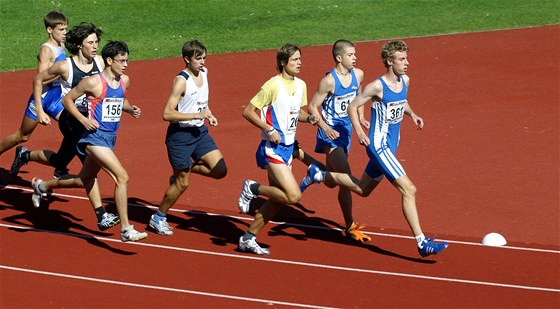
[22, 151, 30, 163]
[249, 183, 260, 195]
[243, 231, 256, 241]
[38, 182, 47, 193]
[315, 171, 326, 182]
[415, 234, 426, 246]
[94, 207, 106, 221]
[155, 210, 166, 218]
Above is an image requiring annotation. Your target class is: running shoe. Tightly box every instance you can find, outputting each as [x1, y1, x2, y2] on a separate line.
[345, 222, 372, 243]
[238, 236, 270, 255]
[97, 212, 120, 231]
[121, 225, 148, 242]
[299, 164, 322, 192]
[31, 177, 46, 208]
[418, 237, 448, 258]
[238, 179, 256, 214]
[149, 214, 173, 235]
[10, 146, 28, 177]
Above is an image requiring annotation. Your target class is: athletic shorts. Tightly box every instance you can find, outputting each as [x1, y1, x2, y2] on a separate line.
[166, 124, 218, 170]
[24, 85, 64, 121]
[256, 140, 294, 168]
[77, 129, 117, 156]
[364, 142, 405, 182]
[314, 123, 352, 153]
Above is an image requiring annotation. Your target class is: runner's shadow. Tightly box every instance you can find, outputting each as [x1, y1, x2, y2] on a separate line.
[268, 203, 435, 264]
[0, 187, 135, 255]
[164, 210, 248, 246]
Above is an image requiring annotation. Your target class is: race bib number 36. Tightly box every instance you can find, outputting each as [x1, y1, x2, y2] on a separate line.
[102, 98, 124, 122]
[386, 99, 406, 124]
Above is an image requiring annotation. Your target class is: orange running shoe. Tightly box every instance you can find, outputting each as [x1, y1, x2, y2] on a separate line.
[345, 222, 372, 243]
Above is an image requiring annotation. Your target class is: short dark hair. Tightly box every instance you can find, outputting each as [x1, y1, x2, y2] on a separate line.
[276, 43, 300, 73]
[102, 41, 129, 66]
[182, 40, 207, 61]
[65, 22, 103, 55]
[332, 39, 354, 62]
[44, 9, 68, 29]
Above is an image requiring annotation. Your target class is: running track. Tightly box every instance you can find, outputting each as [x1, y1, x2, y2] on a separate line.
[1, 26, 558, 308]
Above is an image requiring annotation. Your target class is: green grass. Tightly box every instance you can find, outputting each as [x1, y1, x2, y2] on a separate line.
[0, 0, 558, 72]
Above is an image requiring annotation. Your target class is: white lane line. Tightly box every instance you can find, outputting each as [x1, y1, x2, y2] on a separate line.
[2, 185, 559, 254]
[1, 223, 558, 293]
[0, 265, 340, 309]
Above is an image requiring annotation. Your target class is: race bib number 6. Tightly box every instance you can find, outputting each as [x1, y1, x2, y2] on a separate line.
[102, 98, 124, 122]
[386, 99, 407, 124]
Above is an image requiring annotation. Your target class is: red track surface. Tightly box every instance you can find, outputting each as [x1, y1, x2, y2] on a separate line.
[1, 26, 559, 308]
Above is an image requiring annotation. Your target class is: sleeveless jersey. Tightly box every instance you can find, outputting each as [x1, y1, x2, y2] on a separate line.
[260, 76, 305, 145]
[41, 42, 67, 89]
[369, 77, 408, 149]
[87, 74, 126, 132]
[61, 56, 103, 113]
[173, 69, 209, 128]
[321, 69, 359, 126]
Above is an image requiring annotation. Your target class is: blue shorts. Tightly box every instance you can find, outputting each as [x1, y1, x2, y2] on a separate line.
[256, 140, 294, 168]
[364, 141, 405, 182]
[166, 124, 218, 170]
[314, 123, 352, 153]
[24, 85, 64, 121]
[77, 129, 117, 156]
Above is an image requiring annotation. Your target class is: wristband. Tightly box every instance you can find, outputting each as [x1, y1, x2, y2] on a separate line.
[307, 115, 312, 123]
[266, 128, 276, 136]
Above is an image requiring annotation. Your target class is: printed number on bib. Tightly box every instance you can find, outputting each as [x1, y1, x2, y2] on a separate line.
[386, 100, 406, 124]
[102, 98, 124, 122]
[334, 93, 356, 117]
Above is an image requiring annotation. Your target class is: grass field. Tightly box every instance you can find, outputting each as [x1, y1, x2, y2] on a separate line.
[0, 0, 558, 72]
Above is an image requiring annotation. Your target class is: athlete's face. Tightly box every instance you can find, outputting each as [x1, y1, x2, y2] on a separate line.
[79, 33, 100, 59]
[338, 47, 357, 70]
[110, 53, 129, 75]
[48, 23, 68, 44]
[283, 50, 302, 77]
[389, 51, 409, 75]
[186, 52, 206, 73]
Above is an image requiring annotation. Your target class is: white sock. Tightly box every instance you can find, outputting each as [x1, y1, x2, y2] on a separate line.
[415, 234, 426, 246]
[315, 171, 326, 182]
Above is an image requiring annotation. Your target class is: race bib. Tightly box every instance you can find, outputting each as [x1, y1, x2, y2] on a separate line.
[334, 92, 356, 117]
[101, 98, 124, 122]
[386, 99, 406, 124]
[75, 94, 88, 113]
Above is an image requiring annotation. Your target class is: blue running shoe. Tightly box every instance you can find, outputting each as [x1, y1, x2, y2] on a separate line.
[418, 237, 448, 258]
[299, 164, 322, 192]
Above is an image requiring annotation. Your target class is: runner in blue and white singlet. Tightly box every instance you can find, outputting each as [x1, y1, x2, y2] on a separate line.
[315, 69, 359, 153]
[365, 77, 408, 182]
[24, 43, 67, 121]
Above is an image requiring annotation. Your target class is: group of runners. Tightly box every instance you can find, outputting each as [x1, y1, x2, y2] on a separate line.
[1, 9, 448, 258]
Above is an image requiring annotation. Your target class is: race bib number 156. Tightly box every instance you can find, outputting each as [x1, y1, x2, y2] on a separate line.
[102, 98, 124, 122]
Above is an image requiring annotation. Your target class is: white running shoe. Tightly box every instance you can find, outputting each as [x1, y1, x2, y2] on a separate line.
[31, 177, 46, 208]
[149, 214, 173, 235]
[238, 236, 270, 255]
[121, 225, 148, 242]
[97, 212, 120, 231]
[238, 179, 256, 214]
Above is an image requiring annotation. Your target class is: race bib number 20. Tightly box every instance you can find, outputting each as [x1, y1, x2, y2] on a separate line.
[102, 98, 124, 122]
